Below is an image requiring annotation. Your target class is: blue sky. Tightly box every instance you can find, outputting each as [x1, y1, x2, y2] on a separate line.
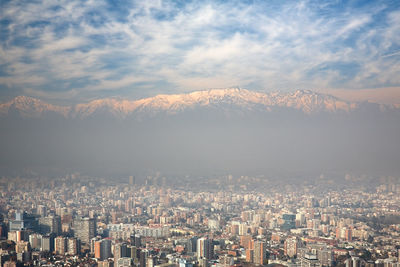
[1, 0, 400, 104]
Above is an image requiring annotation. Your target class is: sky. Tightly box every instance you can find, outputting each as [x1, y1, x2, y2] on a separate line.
[1, 0, 400, 104]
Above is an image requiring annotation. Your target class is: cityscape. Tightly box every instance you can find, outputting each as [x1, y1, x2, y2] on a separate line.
[0, 174, 400, 267]
[1, 0, 400, 266]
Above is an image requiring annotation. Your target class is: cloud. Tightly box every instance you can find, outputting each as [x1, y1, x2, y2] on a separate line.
[336, 16, 371, 38]
[382, 50, 400, 58]
[0, 0, 399, 103]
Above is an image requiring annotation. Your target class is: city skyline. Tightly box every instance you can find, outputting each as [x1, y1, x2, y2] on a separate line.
[1, 1, 400, 266]
[1, 174, 400, 266]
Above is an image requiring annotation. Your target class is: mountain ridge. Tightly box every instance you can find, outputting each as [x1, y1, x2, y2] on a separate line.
[0, 88, 392, 119]
[1, 88, 400, 177]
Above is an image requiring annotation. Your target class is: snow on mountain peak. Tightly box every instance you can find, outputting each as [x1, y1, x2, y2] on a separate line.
[0, 89, 364, 119]
[0, 95, 70, 117]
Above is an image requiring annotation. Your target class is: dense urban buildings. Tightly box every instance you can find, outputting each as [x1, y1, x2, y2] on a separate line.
[0, 174, 400, 266]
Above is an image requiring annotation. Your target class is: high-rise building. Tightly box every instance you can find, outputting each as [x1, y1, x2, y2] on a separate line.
[37, 205, 47, 217]
[318, 249, 333, 266]
[102, 239, 112, 260]
[39, 215, 61, 235]
[284, 237, 299, 258]
[9, 211, 38, 232]
[186, 237, 198, 253]
[139, 250, 147, 267]
[253, 241, 266, 265]
[8, 230, 26, 242]
[0, 222, 7, 238]
[240, 235, 253, 250]
[55, 236, 67, 255]
[336, 227, 342, 239]
[91, 236, 102, 254]
[41, 235, 54, 252]
[398, 249, 400, 263]
[67, 237, 80, 255]
[129, 176, 135, 186]
[197, 237, 214, 260]
[130, 234, 141, 248]
[281, 214, 296, 230]
[246, 249, 254, 263]
[96, 239, 112, 260]
[95, 240, 102, 259]
[345, 228, 352, 241]
[73, 217, 96, 244]
[114, 243, 129, 262]
[29, 234, 42, 250]
[129, 245, 139, 262]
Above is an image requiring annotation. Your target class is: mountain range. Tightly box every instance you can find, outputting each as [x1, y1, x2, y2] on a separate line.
[1, 88, 399, 178]
[1, 88, 392, 119]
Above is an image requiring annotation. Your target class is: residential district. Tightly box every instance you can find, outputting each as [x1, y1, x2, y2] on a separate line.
[0, 174, 400, 267]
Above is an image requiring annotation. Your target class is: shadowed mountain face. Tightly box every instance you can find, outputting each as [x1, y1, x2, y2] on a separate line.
[1, 89, 400, 178]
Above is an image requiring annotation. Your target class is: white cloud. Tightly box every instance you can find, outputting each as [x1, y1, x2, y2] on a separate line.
[0, 0, 399, 103]
[336, 16, 371, 38]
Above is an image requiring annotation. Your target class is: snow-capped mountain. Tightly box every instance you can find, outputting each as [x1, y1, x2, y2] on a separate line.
[1, 88, 400, 177]
[0, 88, 391, 119]
[0, 95, 70, 118]
[131, 88, 358, 115]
